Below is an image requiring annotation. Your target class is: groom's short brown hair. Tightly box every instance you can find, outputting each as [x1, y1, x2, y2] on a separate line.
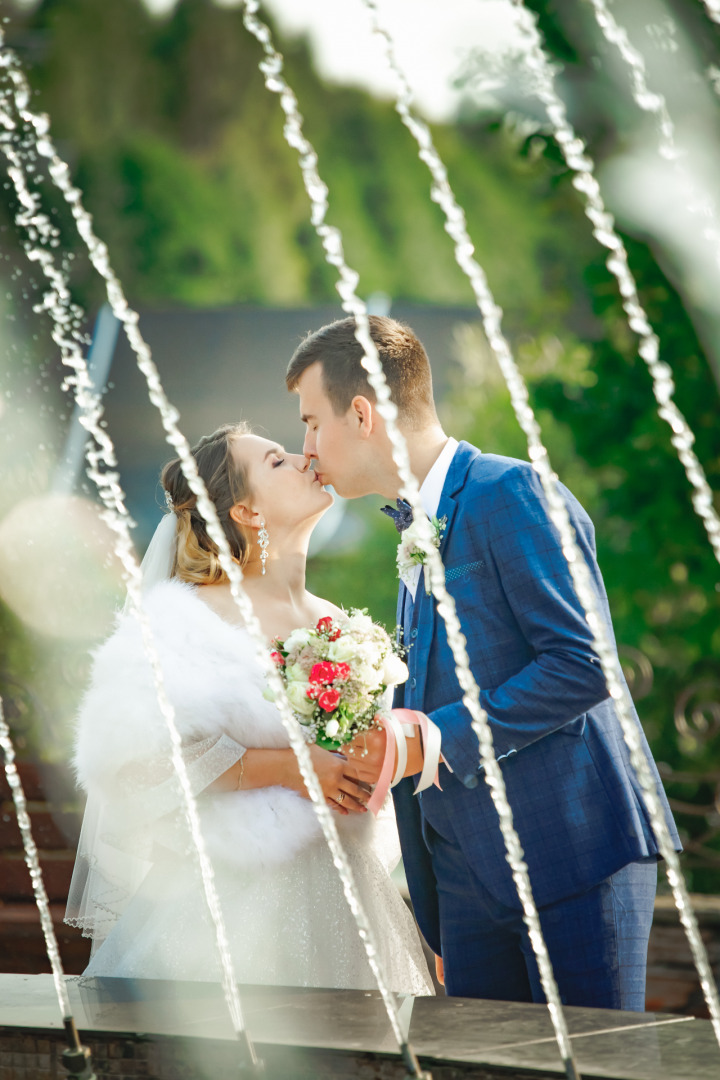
[286, 316, 437, 428]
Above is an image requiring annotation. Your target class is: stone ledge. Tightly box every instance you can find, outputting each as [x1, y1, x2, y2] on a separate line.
[1, 975, 718, 1080]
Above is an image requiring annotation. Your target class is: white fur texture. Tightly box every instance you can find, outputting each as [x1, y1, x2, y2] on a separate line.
[73, 580, 323, 869]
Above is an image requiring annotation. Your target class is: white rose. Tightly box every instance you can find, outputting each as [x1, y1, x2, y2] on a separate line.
[286, 681, 316, 717]
[283, 628, 312, 653]
[397, 518, 437, 576]
[345, 612, 375, 633]
[285, 662, 308, 683]
[324, 718, 340, 738]
[399, 519, 423, 549]
[353, 642, 379, 663]
[382, 653, 409, 686]
[327, 638, 356, 662]
[356, 661, 383, 691]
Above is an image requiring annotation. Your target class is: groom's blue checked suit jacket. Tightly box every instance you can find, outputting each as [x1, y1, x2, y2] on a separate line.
[392, 441, 679, 951]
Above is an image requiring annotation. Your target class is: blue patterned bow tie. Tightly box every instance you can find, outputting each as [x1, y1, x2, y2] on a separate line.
[380, 498, 414, 534]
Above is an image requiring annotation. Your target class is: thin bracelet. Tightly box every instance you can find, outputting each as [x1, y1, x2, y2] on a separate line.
[236, 753, 246, 790]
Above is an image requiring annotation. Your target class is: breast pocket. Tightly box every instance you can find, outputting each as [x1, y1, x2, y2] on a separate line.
[444, 559, 486, 585]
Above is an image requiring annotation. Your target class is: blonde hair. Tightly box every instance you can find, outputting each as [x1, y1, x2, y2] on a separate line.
[160, 422, 253, 585]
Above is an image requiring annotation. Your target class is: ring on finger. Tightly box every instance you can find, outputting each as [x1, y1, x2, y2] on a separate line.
[336, 791, 345, 804]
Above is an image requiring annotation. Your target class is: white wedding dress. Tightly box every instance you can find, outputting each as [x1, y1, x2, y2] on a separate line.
[66, 579, 433, 995]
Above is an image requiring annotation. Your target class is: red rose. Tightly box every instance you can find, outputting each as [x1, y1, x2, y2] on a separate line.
[306, 684, 322, 700]
[310, 661, 335, 685]
[318, 688, 341, 712]
[333, 662, 351, 680]
[316, 616, 333, 634]
[270, 651, 285, 666]
[328, 628, 342, 641]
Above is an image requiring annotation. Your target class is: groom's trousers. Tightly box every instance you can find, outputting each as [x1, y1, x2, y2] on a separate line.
[426, 818, 657, 1010]
[397, 544, 660, 1012]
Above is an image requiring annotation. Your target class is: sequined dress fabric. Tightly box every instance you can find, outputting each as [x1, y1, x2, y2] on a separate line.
[83, 811, 433, 994]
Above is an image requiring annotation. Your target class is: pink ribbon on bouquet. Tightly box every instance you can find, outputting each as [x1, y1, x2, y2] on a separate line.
[366, 708, 443, 815]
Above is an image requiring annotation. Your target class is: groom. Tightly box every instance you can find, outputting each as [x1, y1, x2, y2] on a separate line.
[286, 315, 680, 1010]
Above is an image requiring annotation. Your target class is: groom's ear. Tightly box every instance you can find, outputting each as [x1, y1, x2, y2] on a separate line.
[351, 395, 375, 439]
[229, 502, 260, 529]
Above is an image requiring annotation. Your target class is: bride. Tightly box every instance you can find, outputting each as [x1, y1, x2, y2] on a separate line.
[65, 421, 433, 994]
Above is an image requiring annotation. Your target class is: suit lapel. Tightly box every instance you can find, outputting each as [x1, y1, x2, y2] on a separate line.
[409, 579, 433, 707]
[395, 582, 406, 646]
[393, 581, 409, 709]
[410, 442, 479, 708]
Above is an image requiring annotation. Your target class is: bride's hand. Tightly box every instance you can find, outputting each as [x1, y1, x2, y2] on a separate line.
[298, 745, 368, 816]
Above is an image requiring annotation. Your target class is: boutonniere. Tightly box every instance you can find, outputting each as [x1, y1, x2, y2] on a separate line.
[397, 515, 447, 593]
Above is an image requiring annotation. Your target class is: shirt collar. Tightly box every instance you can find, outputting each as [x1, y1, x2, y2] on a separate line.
[419, 437, 459, 520]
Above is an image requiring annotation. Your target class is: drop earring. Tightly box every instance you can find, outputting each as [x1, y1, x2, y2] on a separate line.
[258, 521, 269, 575]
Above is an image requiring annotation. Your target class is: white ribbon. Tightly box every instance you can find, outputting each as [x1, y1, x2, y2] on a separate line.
[413, 713, 443, 795]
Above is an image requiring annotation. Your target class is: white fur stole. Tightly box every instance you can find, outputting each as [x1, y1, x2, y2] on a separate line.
[73, 580, 323, 870]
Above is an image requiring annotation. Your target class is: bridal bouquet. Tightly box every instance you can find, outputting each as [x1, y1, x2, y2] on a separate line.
[266, 611, 408, 751]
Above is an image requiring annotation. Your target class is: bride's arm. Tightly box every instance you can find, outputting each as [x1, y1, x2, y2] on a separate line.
[117, 739, 367, 816]
[207, 744, 368, 814]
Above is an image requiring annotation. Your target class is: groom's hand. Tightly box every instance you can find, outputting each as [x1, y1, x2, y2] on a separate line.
[345, 718, 425, 785]
[344, 727, 387, 785]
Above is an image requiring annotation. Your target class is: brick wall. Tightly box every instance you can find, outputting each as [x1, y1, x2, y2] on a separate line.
[0, 1029, 559, 1080]
[645, 895, 720, 1017]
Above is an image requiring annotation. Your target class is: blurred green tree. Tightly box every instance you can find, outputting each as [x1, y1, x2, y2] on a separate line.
[2, 0, 596, 329]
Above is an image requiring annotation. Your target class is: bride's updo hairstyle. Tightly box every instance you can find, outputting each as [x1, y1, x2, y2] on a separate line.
[161, 422, 253, 585]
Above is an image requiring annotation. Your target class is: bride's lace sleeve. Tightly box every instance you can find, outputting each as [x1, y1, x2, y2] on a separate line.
[66, 734, 245, 950]
[117, 733, 246, 824]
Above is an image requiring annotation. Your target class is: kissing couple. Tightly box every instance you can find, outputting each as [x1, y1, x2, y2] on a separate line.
[67, 315, 679, 1007]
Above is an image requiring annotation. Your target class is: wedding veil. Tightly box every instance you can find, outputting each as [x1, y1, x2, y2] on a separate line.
[123, 510, 177, 611]
[66, 511, 178, 950]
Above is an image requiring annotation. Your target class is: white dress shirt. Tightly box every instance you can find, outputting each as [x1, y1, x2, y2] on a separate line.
[403, 437, 459, 601]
